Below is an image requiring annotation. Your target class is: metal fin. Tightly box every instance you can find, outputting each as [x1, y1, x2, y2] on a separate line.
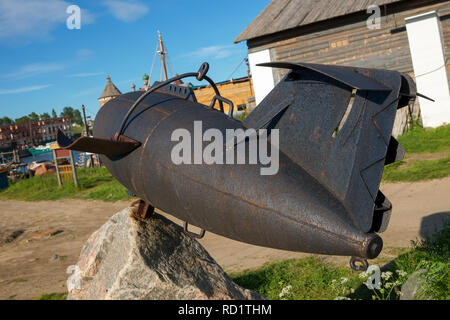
[257, 62, 392, 92]
[385, 136, 405, 165]
[249, 62, 407, 232]
[57, 129, 141, 157]
[244, 94, 294, 129]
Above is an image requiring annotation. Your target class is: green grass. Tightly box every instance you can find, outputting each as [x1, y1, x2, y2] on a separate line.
[382, 157, 450, 182]
[230, 257, 363, 300]
[0, 167, 130, 202]
[36, 292, 68, 300]
[397, 125, 450, 154]
[381, 125, 450, 182]
[231, 219, 449, 300]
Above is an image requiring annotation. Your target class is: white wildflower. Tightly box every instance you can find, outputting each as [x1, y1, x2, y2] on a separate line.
[359, 272, 368, 279]
[381, 271, 393, 280]
[340, 277, 349, 284]
[335, 296, 351, 300]
[279, 285, 292, 298]
[396, 270, 408, 277]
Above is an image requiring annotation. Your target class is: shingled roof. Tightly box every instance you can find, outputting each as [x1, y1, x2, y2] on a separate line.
[234, 0, 405, 43]
[99, 75, 122, 99]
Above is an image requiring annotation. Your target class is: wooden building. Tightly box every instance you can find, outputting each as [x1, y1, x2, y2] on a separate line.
[235, 0, 450, 133]
[193, 76, 255, 114]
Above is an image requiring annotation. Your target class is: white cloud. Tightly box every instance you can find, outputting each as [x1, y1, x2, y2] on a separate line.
[0, 0, 94, 41]
[102, 0, 149, 22]
[2, 62, 65, 80]
[183, 45, 237, 60]
[0, 84, 52, 95]
[69, 72, 104, 78]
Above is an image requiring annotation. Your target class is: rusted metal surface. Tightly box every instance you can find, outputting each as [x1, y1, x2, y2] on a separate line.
[130, 199, 154, 221]
[58, 62, 418, 267]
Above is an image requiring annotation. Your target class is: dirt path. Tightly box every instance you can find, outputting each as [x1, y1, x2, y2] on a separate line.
[0, 178, 449, 299]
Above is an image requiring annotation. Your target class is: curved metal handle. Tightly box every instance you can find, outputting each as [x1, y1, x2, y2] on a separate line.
[183, 221, 206, 239]
[208, 95, 235, 118]
[196, 62, 210, 81]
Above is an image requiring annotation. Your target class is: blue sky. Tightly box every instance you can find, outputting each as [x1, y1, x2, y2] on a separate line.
[0, 0, 270, 120]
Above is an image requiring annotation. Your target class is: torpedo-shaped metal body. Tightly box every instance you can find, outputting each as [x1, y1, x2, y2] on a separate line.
[58, 62, 418, 261]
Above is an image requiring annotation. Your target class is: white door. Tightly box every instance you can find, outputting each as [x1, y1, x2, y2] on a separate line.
[405, 11, 450, 127]
[248, 49, 275, 106]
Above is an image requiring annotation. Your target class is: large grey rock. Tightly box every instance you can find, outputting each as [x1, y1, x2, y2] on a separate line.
[400, 269, 431, 300]
[67, 207, 264, 300]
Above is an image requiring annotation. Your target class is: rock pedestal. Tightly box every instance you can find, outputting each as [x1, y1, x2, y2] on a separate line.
[67, 207, 264, 300]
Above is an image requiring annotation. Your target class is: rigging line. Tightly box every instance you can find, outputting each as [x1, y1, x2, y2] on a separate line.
[226, 58, 246, 81]
[148, 42, 159, 85]
[83, 107, 97, 117]
[415, 64, 446, 78]
[165, 50, 176, 78]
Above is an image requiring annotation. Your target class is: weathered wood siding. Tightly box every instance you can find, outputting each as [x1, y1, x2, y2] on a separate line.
[194, 78, 254, 113]
[258, 1, 450, 82]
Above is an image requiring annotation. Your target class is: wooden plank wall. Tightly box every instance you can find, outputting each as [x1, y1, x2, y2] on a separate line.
[254, 1, 450, 86]
[193, 78, 254, 113]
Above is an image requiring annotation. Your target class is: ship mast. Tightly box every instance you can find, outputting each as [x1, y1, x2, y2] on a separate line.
[157, 31, 168, 81]
[146, 31, 170, 89]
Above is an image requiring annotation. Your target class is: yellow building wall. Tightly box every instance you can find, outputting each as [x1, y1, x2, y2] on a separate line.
[193, 78, 254, 113]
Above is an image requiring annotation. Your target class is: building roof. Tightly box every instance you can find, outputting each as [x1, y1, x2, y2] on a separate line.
[99, 75, 122, 99]
[234, 0, 404, 43]
[192, 76, 250, 90]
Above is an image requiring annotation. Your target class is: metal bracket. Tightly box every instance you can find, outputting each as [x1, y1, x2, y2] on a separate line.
[130, 199, 155, 221]
[209, 95, 235, 118]
[349, 256, 369, 271]
[183, 221, 206, 239]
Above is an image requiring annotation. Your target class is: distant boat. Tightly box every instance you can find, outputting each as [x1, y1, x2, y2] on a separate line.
[28, 142, 55, 156]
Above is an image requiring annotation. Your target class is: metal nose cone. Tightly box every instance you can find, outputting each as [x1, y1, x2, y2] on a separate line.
[363, 234, 383, 259]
